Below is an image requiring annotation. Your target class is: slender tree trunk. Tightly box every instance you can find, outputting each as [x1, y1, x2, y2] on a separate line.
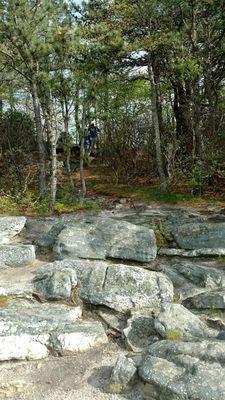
[43, 97, 57, 210]
[49, 129, 57, 211]
[74, 87, 81, 142]
[61, 100, 75, 189]
[79, 137, 86, 200]
[148, 56, 167, 190]
[30, 82, 46, 194]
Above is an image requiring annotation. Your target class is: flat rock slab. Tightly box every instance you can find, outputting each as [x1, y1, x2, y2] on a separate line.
[52, 217, 157, 262]
[34, 260, 174, 313]
[0, 245, 36, 267]
[0, 216, 26, 244]
[172, 222, 225, 250]
[0, 299, 82, 335]
[184, 289, 225, 309]
[159, 247, 225, 257]
[0, 299, 108, 361]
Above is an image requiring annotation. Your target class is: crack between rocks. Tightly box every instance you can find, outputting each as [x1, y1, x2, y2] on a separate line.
[102, 266, 109, 291]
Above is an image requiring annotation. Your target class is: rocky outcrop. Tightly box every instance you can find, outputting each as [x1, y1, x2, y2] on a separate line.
[162, 259, 225, 301]
[154, 303, 217, 339]
[0, 298, 107, 361]
[0, 245, 35, 267]
[34, 259, 174, 313]
[139, 340, 225, 400]
[51, 217, 157, 262]
[0, 216, 26, 244]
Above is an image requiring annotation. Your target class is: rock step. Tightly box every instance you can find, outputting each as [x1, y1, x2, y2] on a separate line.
[0, 245, 36, 267]
[0, 299, 108, 361]
[33, 259, 174, 313]
[0, 322, 108, 361]
[0, 216, 26, 244]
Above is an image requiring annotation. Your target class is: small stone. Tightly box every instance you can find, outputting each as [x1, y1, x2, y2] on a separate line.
[108, 355, 138, 393]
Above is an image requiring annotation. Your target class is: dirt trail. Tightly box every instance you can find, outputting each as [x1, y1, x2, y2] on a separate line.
[0, 343, 144, 400]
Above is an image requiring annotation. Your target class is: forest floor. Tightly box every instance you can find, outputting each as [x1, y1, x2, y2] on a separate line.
[1, 159, 225, 216]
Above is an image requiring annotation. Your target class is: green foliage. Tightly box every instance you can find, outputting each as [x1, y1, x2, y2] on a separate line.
[165, 330, 182, 340]
[0, 189, 100, 216]
[209, 308, 219, 318]
[218, 256, 225, 265]
[0, 295, 9, 305]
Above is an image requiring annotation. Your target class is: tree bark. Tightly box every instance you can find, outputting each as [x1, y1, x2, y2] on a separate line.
[43, 96, 57, 211]
[30, 82, 46, 195]
[79, 136, 86, 200]
[61, 100, 75, 189]
[148, 56, 167, 190]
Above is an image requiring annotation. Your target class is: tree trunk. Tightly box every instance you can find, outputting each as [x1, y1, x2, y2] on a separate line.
[79, 136, 86, 200]
[49, 129, 57, 211]
[148, 57, 167, 190]
[74, 86, 81, 142]
[61, 100, 75, 189]
[43, 97, 57, 211]
[30, 82, 46, 194]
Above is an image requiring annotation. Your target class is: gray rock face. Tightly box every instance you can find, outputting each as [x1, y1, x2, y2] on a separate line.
[173, 222, 225, 250]
[0, 216, 26, 244]
[0, 245, 35, 267]
[37, 259, 173, 313]
[123, 311, 159, 352]
[108, 355, 138, 393]
[53, 217, 157, 262]
[162, 259, 225, 301]
[33, 264, 78, 301]
[0, 298, 108, 361]
[49, 322, 108, 355]
[0, 299, 82, 336]
[184, 289, 225, 309]
[159, 248, 225, 257]
[154, 303, 217, 339]
[139, 340, 225, 400]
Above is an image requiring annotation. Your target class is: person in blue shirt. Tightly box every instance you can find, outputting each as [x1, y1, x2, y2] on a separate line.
[83, 123, 99, 154]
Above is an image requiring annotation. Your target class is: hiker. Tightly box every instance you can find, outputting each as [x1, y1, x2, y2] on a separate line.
[87, 123, 100, 153]
[81, 123, 100, 154]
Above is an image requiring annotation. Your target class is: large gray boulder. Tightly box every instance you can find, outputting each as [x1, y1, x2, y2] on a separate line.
[154, 303, 217, 339]
[35, 260, 173, 313]
[33, 264, 78, 301]
[0, 216, 26, 244]
[173, 222, 225, 250]
[139, 340, 225, 400]
[53, 217, 157, 262]
[0, 245, 35, 267]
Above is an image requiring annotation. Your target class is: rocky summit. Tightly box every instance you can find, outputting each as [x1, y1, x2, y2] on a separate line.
[1, 207, 225, 399]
